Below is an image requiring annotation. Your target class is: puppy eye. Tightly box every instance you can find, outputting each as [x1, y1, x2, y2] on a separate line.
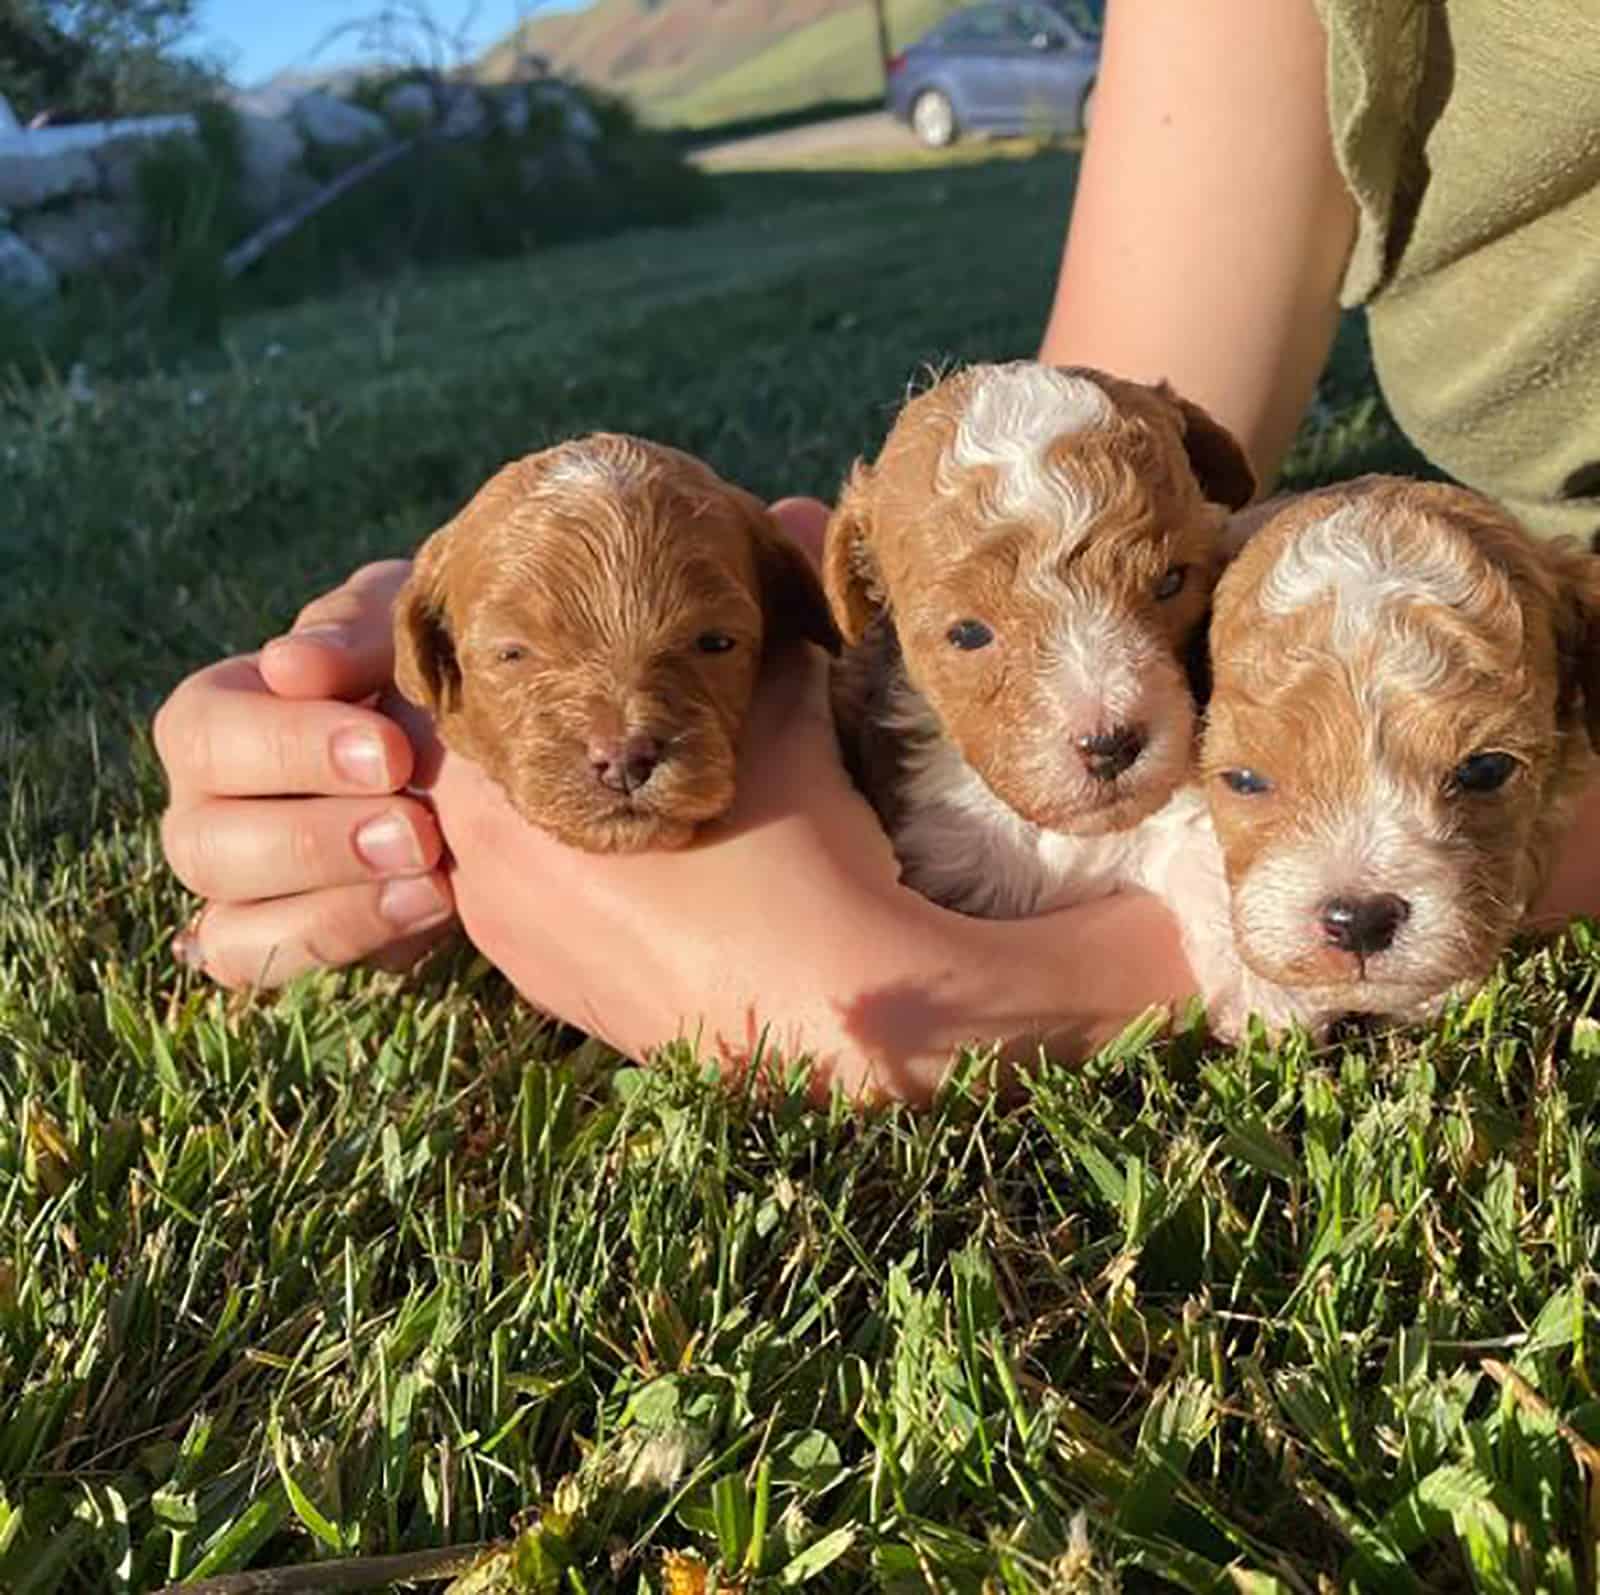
[695, 632, 736, 655]
[946, 619, 994, 651]
[1219, 768, 1272, 796]
[1154, 564, 1188, 601]
[495, 644, 529, 664]
[1450, 751, 1518, 794]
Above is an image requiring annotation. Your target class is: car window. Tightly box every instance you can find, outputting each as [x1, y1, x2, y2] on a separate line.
[934, 5, 1037, 48]
[1015, 4, 1070, 45]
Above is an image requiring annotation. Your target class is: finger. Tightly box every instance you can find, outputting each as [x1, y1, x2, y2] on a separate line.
[176, 872, 456, 989]
[770, 496, 830, 567]
[258, 560, 413, 702]
[161, 794, 443, 901]
[155, 657, 416, 801]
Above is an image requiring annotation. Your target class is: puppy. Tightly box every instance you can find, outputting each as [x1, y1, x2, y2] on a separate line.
[1201, 476, 1600, 1026]
[394, 433, 838, 851]
[824, 360, 1256, 919]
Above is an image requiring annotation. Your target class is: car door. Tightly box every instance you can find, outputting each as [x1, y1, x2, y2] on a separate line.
[942, 3, 1035, 128]
[1011, 3, 1095, 134]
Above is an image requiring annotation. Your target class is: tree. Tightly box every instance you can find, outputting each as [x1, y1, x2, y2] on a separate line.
[0, 0, 218, 123]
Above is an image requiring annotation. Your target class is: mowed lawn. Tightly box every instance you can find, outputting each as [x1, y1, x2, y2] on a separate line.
[3, 149, 1598, 1594]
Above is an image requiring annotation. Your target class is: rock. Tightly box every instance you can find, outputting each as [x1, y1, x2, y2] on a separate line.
[0, 227, 56, 308]
[380, 81, 436, 129]
[17, 200, 140, 277]
[0, 147, 99, 210]
[381, 80, 488, 138]
[0, 94, 19, 136]
[234, 112, 309, 218]
[290, 91, 388, 150]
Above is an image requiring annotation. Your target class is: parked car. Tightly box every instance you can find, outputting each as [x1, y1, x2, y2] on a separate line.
[885, 1, 1099, 148]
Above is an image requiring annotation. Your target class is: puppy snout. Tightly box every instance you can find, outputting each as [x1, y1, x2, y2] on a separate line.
[589, 732, 664, 794]
[1076, 724, 1146, 782]
[1319, 893, 1411, 956]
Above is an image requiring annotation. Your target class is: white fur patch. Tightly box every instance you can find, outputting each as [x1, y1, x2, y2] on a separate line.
[942, 364, 1112, 538]
[538, 438, 651, 494]
[885, 675, 1206, 918]
[1257, 502, 1500, 694]
[1261, 503, 1482, 635]
[1042, 595, 1156, 728]
[883, 671, 1322, 1037]
[1230, 763, 1484, 1004]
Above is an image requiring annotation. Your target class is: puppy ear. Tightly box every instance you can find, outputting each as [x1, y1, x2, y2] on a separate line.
[393, 525, 461, 714]
[745, 500, 841, 656]
[821, 462, 883, 646]
[1160, 386, 1257, 511]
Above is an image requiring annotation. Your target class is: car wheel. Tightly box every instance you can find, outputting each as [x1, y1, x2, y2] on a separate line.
[1077, 77, 1096, 136]
[911, 88, 958, 149]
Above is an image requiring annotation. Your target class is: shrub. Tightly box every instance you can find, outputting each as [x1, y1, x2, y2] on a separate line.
[0, 77, 715, 376]
[237, 80, 716, 308]
[131, 99, 246, 343]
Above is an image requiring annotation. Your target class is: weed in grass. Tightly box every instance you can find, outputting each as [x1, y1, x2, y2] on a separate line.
[2, 149, 1596, 1592]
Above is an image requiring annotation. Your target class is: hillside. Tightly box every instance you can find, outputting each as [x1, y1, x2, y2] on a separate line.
[476, 0, 960, 127]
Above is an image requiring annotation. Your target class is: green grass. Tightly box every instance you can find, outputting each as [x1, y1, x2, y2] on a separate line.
[3, 148, 1595, 1594]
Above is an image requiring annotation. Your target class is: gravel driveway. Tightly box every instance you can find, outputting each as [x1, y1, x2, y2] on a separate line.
[691, 110, 917, 170]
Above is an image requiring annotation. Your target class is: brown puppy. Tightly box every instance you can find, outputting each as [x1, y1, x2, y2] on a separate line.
[824, 361, 1256, 918]
[1203, 476, 1600, 1024]
[394, 433, 838, 851]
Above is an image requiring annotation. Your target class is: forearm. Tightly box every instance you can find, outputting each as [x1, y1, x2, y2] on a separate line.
[1039, 0, 1357, 489]
[457, 842, 1195, 1105]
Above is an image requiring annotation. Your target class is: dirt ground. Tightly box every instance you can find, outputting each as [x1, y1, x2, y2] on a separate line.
[691, 110, 919, 170]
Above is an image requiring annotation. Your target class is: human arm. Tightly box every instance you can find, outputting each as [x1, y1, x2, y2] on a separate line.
[1039, 0, 1359, 489]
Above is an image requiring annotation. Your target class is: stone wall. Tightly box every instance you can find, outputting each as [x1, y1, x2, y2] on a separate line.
[0, 79, 602, 312]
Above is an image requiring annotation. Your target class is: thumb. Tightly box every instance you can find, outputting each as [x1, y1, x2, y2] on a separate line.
[770, 496, 831, 569]
[259, 560, 412, 702]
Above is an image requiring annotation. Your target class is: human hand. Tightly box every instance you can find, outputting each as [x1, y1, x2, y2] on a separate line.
[408, 500, 1200, 1102]
[154, 562, 456, 987]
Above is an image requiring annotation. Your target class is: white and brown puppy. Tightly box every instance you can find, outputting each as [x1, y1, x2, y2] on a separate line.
[1202, 476, 1600, 1026]
[824, 360, 1256, 919]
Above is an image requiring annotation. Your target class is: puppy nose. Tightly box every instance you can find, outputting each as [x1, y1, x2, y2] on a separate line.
[1076, 724, 1146, 781]
[1319, 893, 1411, 956]
[589, 733, 663, 794]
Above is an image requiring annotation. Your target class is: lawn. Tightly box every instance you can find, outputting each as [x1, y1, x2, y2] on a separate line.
[2, 147, 1597, 1594]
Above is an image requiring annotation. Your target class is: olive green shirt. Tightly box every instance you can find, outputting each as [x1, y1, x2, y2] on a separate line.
[1314, 0, 1600, 544]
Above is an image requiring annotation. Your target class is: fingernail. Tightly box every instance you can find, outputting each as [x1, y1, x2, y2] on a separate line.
[378, 874, 450, 929]
[332, 728, 391, 791]
[354, 810, 424, 873]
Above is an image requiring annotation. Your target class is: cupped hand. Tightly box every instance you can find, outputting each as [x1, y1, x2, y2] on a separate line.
[409, 500, 1200, 1102]
[154, 561, 456, 986]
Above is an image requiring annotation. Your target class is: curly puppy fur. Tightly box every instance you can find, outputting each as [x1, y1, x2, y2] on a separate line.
[1203, 476, 1600, 1024]
[394, 433, 838, 852]
[823, 360, 1255, 919]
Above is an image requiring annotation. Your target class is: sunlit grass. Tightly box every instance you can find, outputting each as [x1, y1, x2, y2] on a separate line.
[3, 149, 1590, 1593]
